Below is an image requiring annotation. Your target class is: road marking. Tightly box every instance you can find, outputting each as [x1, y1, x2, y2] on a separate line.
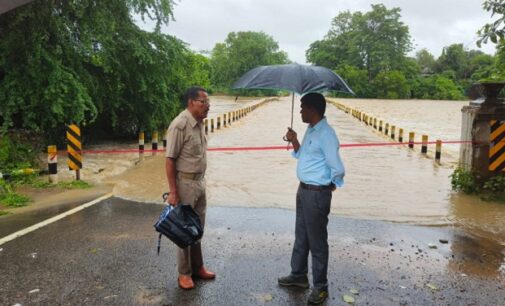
[0, 193, 113, 246]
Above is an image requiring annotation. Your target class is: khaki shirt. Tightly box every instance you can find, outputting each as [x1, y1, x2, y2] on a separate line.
[165, 109, 207, 174]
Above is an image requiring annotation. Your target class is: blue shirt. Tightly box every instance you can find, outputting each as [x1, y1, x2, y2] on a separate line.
[291, 117, 345, 187]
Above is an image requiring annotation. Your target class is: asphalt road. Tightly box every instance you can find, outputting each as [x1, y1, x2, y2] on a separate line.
[1, 197, 504, 305]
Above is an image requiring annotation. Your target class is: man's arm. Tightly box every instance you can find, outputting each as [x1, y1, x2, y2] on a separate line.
[323, 130, 345, 189]
[165, 157, 180, 206]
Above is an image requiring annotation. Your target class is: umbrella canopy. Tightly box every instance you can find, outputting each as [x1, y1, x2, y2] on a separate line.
[231, 63, 354, 95]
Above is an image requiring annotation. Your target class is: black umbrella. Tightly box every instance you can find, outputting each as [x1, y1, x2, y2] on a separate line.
[232, 63, 354, 95]
[231, 63, 354, 140]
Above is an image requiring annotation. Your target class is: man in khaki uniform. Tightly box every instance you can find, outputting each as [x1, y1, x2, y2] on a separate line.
[165, 86, 215, 290]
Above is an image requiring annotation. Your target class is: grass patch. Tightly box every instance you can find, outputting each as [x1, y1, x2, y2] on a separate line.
[58, 180, 92, 189]
[0, 192, 31, 207]
[0, 210, 10, 216]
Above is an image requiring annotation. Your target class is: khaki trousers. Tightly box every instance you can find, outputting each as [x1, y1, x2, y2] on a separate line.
[175, 173, 207, 275]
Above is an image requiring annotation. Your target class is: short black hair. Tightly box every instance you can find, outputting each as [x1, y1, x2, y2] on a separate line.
[301, 92, 326, 116]
[183, 86, 207, 106]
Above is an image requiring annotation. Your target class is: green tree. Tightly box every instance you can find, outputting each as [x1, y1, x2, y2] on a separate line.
[416, 49, 436, 74]
[435, 44, 469, 79]
[209, 31, 289, 89]
[334, 64, 372, 98]
[373, 70, 411, 99]
[413, 75, 464, 100]
[478, 0, 505, 46]
[0, 0, 206, 142]
[306, 4, 412, 81]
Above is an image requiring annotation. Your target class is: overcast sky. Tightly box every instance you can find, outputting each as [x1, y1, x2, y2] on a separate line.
[138, 0, 497, 64]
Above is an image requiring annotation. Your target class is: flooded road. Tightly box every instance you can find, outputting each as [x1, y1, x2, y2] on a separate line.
[337, 98, 467, 165]
[52, 96, 505, 246]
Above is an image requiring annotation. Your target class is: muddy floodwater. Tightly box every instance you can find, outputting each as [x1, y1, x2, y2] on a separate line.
[54, 96, 505, 248]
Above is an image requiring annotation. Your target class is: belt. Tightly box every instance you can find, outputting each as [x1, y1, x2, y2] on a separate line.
[178, 172, 204, 180]
[299, 182, 333, 191]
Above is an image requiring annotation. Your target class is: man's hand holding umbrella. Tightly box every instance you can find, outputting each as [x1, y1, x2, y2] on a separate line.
[284, 127, 300, 152]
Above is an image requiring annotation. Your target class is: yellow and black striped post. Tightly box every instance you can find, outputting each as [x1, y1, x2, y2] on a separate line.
[66, 124, 82, 180]
[217, 117, 221, 130]
[408, 132, 415, 149]
[421, 135, 428, 154]
[211, 118, 214, 133]
[204, 119, 208, 135]
[48, 145, 58, 184]
[228, 112, 231, 125]
[223, 114, 227, 127]
[435, 140, 442, 163]
[489, 120, 505, 171]
[385, 123, 389, 136]
[391, 125, 396, 140]
[379, 120, 383, 132]
[373, 118, 377, 130]
[152, 131, 158, 156]
[139, 131, 145, 161]
[399, 128, 404, 143]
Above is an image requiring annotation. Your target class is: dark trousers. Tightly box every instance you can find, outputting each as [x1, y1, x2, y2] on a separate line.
[290, 185, 332, 290]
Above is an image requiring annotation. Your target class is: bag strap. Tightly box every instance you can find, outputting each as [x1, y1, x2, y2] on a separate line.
[157, 192, 172, 256]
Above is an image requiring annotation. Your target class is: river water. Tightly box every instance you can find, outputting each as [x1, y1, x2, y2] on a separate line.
[55, 96, 505, 246]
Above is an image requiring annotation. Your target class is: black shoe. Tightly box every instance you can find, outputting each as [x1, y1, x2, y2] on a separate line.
[277, 274, 309, 288]
[307, 288, 328, 305]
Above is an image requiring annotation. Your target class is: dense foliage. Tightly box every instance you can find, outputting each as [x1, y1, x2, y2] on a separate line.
[0, 0, 210, 144]
[209, 31, 289, 94]
[306, 4, 503, 100]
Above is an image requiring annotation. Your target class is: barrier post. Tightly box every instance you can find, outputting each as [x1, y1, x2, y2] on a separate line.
[385, 123, 389, 135]
[228, 112, 231, 125]
[373, 118, 377, 129]
[223, 114, 227, 127]
[211, 118, 214, 133]
[399, 128, 404, 142]
[217, 117, 221, 130]
[408, 132, 415, 149]
[204, 119, 208, 135]
[152, 131, 158, 156]
[435, 140, 442, 163]
[421, 135, 428, 154]
[379, 120, 383, 132]
[139, 131, 145, 161]
[66, 124, 82, 180]
[48, 145, 58, 184]
[391, 125, 396, 140]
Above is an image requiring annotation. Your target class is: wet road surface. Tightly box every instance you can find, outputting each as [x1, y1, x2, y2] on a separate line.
[1, 198, 504, 305]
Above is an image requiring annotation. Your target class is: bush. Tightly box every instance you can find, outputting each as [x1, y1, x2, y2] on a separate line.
[450, 167, 479, 194]
[0, 132, 43, 172]
[0, 179, 30, 207]
[450, 167, 505, 202]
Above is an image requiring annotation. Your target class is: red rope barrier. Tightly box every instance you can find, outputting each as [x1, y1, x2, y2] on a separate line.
[53, 140, 478, 154]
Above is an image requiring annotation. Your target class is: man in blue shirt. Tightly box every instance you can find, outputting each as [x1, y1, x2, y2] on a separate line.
[278, 92, 345, 305]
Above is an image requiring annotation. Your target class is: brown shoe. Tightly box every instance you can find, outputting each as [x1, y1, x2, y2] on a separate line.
[197, 266, 216, 279]
[178, 275, 194, 289]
